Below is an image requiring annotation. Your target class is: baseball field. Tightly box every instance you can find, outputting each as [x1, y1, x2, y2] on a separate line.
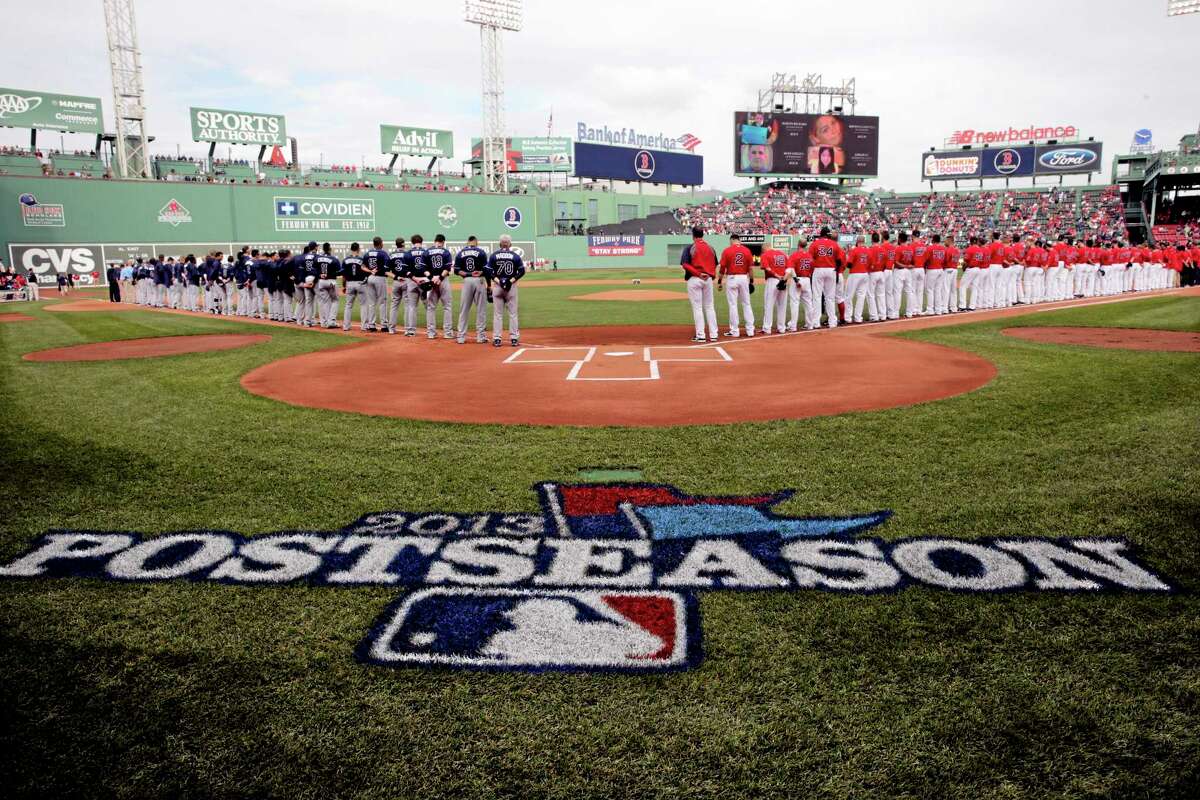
[1, 274, 1198, 799]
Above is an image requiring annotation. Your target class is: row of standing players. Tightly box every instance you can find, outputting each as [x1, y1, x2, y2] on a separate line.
[123, 234, 527, 346]
[680, 226, 1196, 341]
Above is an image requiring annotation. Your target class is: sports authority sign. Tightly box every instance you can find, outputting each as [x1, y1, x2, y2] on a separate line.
[273, 196, 375, 233]
[0, 482, 1171, 673]
[947, 124, 1079, 147]
[190, 107, 287, 146]
[0, 87, 103, 134]
[379, 125, 454, 158]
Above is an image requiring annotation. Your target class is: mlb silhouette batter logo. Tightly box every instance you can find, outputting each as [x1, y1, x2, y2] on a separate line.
[364, 588, 696, 672]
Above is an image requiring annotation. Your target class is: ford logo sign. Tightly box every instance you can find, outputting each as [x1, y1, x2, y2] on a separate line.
[1038, 148, 1098, 171]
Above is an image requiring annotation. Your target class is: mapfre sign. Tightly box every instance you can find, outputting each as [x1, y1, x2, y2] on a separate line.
[947, 124, 1079, 147]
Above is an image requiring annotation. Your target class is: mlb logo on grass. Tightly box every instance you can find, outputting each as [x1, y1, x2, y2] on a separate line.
[364, 588, 697, 672]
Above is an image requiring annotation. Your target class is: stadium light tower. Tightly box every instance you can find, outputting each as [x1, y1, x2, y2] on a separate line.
[103, 0, 150, 178]
[465, 0, 522, 194]
[1167, 0, 1200, 16]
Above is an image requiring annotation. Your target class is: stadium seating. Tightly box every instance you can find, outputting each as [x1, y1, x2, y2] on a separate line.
[50, 153, 105, 177]
[212, 162, 257, 181]
[153, 158, 204, 180]
[0, 152, 45, 177]
[262, 165, 302, 182]
[673, 183, 1130, 245]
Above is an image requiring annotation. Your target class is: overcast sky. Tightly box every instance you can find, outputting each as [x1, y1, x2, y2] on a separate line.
[3, 0, 1198, 191]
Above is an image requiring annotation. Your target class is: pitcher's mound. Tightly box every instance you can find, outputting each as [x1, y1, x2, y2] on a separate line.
[1002, 327, 1200, 352]
[570, 290, 688, 302]
[25, 334, 271, 362]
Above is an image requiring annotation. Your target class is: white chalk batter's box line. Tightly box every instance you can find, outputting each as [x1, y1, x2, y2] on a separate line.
[504, 345, 732, 382]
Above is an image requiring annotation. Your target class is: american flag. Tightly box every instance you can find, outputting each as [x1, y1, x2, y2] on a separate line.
[678, 133, 701, 152]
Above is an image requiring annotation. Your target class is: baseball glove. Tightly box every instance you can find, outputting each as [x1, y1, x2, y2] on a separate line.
[749, 282, 755, 295]
[486, 287, 494, 304]
[777, 278, 788, 292]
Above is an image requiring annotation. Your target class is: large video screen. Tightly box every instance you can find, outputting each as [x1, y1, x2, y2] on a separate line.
[734, 111, 880, 177]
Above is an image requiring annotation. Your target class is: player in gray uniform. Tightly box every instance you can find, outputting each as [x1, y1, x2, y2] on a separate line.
[362, 237, 390, 332]
[424, 234, 455, 339]
[454, 236, 490, 343]
[314, 242, 341, 329]
[399, 234, 431, 337]
[386, 237, 408, 335]
[295, 243, 319, 327]
[487, 234, 525, 347]
[341, 243, 369, 331]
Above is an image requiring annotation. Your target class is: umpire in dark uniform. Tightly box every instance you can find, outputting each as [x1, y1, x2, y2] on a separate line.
[106, 263, 121, 303]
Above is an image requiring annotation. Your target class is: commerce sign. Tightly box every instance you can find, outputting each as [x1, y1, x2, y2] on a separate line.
[190, 107, 287, 146]
[380, 125, 454, 158]
[0, 482, 1171, 673]
[0, 87, 103, 134]
[273, 196, 375, 233]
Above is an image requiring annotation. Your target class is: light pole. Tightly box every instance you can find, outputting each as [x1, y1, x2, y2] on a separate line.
[465, 0, 522, 194]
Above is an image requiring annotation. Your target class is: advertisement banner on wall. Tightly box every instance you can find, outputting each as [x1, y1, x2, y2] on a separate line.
[470, 137, 573, 172]
[981, 146, 1035, 178]
[573, 142, 703, 185]
[587, 234, 645, 256]
[1033, 142, 1103, 175]
[380, 125, 454, 158]
[9, 243, 104, 285]
[0, 87, 103, 133]
[190, 107, 288, 145]
[921, 151, 983, 180]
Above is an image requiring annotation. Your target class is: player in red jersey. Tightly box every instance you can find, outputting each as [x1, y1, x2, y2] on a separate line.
[876, 231, 898, 319]
[924, 234, 947, 316]
[911, 229, 931, 315]
[984, 232, 1007, 309]
[718, 233, 756, 337]
[758, 244, 789, 335]
[944, 238, 961, 313]
[808, 227, 844, 329]
[893, 231, 917, 318]
[999, 234, 1023, 308]
[867, 232, 889, 321]
[960, 236, 987, 310]
[845, 235, 873, 323]
[786, 239, 816, 330]
[681, 226, 719, 342]
[1023, 239, 1046, 304]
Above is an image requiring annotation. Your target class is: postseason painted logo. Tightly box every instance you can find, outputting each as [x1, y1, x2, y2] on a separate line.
[0, 483, 1171, 673]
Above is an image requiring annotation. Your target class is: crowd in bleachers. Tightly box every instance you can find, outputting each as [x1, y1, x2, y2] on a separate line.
[0, 268, 33, 302]
[677, 183, 1131, 246]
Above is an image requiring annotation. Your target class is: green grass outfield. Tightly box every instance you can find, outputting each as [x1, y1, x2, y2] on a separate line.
[0, 291, 1198, 799]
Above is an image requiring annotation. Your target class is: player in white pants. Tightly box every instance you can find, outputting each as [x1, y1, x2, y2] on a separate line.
[868, 232, 889, 320]
[718, 234, 755, 337]
[891, 232, 915, 318]
[759, 245, 789, 335]
[682, 228, 719, 342]
[844, 235, 872, 323]
[786, 242, 816, 331]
